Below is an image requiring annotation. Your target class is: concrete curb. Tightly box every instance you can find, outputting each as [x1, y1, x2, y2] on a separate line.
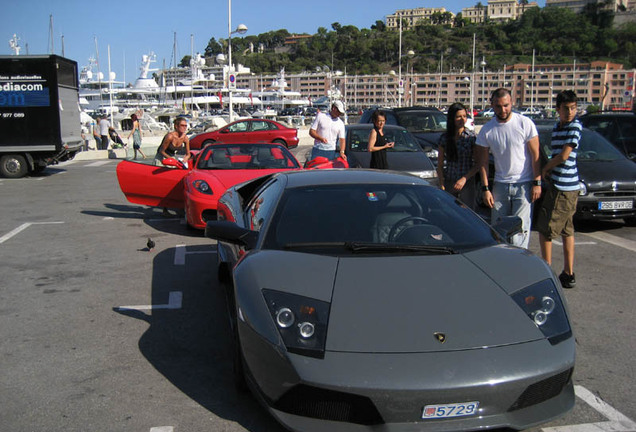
[74, 129, 314, 161]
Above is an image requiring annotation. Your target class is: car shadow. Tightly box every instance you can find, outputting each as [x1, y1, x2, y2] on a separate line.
[81, 203, 205, 237]
[574, 218, 628, 233]
[113, 246, 285, 431]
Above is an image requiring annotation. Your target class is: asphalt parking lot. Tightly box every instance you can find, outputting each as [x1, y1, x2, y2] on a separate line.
[0, 157, 635, 432]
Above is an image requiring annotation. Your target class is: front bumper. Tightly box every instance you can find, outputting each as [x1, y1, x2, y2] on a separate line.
[184, 190, 219, 229]
[576, 195, 636, 220]
[240, 321, 576, 432]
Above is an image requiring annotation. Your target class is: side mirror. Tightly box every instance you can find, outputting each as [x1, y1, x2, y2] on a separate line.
[162, 158, 185, 169]
[492, 216, 523, 244]
[205, 220, 258, 250]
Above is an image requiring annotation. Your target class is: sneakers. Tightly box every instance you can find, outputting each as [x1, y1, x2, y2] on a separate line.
[559, 271, 576, 289]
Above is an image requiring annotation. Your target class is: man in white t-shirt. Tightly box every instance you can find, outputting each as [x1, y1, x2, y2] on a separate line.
[309, 101, 347, 162]
[99, 115, 111, 150]
[475, 88, 541, 248]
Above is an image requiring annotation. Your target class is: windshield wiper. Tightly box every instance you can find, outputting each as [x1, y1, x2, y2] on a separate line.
[283, 242, 456, 254]
[345, 242, 456, 254]
[283, 242, 348, 250]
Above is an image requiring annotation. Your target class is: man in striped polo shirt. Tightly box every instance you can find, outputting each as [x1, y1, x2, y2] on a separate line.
[537, 90, 581, 288]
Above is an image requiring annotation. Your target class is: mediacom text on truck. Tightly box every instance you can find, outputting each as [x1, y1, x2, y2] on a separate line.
[0, 55, 83, 178]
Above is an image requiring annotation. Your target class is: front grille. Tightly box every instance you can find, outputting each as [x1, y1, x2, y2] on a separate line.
[508, 368, 573, 412]
[274, 384, 384, 425]
[593, 191, 635, 198]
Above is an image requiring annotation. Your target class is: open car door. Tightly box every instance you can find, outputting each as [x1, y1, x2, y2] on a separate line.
[116, 160, 188, 208]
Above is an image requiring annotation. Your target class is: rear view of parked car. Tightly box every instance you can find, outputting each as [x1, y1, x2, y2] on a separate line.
[344, 124, 437, 185]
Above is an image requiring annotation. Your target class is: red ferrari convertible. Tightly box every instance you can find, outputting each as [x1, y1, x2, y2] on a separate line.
[116, 143, 347, 229]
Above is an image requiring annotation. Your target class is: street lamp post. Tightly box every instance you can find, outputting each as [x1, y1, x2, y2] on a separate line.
[480, 57, 487, 110]
[227, 0, 247, 123]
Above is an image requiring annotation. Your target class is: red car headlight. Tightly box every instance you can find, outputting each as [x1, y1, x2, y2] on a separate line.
[192, 179, 213, 195]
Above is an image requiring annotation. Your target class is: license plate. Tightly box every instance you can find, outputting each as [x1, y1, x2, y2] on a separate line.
[422, 401, 479, 419]
[598, 201, 633, 210]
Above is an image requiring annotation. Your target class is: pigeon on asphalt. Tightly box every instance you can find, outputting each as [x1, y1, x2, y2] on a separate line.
[147, 238, 155, 251]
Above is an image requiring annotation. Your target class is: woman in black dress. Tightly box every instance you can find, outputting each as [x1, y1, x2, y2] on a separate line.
[367, 110, 394, 169]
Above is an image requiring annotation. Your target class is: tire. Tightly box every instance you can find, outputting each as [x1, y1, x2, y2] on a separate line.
[0, 154, 29, 178]
[624, 217, 636, 227]
[272, 139, 287, 148]
[202, 139, 216, 147]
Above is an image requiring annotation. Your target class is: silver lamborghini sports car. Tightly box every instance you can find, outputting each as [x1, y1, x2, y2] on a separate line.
[206, 169, 575, 432]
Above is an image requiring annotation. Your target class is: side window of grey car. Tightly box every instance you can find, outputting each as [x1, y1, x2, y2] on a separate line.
[246, 179, 283, 232]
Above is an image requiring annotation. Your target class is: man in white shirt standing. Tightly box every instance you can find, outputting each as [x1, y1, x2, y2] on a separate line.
[309, 101, 347, 162]
[475, 88, 542, 249]
[99, 114, 111, 150]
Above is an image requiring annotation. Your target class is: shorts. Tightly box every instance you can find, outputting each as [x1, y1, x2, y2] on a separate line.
[536, 186, 579, 239]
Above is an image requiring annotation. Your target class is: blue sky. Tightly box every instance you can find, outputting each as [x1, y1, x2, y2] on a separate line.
[1, 0, 546, 85]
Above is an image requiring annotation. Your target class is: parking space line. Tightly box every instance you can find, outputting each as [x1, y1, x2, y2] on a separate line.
[582, 231, 636, 253]
[542, 385, 636, 432]
[0, 221, 65, 245]
[85, 161, 112, 167]
[174, 244, 215, 265]
[115, 291, 182, 312]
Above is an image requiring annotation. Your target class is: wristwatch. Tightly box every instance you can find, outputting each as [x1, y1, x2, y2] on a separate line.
[532, 180, 542, 186]
[481, 185, 489, 192]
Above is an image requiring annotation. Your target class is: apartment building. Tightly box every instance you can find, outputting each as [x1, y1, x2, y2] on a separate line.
[545, 0, 634, 13]
[461, 0, 539, 23]
[233, 61, 634, 111]
[385, 7, 453, 30]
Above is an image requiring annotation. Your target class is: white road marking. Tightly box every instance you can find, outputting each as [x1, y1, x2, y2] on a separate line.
[0, 221, 65, 245]
[174, 244, 215, 265]
[553, 240, 597, 246]
[582, 231, 636, 253]
[150, 427, 174, 432]
[542, 385, 636, 432]
[115, 291, 182, 312]
[85, 161, 111, 167]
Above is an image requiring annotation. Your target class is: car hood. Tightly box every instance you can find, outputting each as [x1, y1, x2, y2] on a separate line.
[245, 245, 551, 354]
[349, 151, 434, 171]
[579, 158, 636, 189]
[192, 168, 296, 191]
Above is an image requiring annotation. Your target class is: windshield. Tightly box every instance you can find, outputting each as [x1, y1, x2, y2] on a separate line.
[196, 144, 300, 170]
[539, 128, 625, 162]
[348, 128, 421, 152]
[394, 110, 447, 133]
[263, 184, 499, 254]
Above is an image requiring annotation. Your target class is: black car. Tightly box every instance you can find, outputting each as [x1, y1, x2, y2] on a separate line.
[344, 124, 438, 186]
[537, 124, 636, 225]
[579, 112, 636, 161]
[359, 107, 446, 162]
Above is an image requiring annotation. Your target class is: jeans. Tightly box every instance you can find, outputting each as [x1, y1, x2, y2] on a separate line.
[491, 181, 533, 248]
[310, 147, 337, 161]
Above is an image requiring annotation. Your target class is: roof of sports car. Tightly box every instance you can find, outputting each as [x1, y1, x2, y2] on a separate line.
[278, 168, 432, 188]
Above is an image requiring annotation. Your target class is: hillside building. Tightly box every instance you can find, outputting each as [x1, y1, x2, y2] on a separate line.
[386, 7, 453, 30]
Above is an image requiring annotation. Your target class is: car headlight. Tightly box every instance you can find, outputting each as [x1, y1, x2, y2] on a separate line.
[426, 149, 439, 159]
[192, 179, 213, 195]
[578, 181, 587, 196]
[408, 170, 437, 179]
[262, 289, 330, 359]
[511, 279, 571, 345]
